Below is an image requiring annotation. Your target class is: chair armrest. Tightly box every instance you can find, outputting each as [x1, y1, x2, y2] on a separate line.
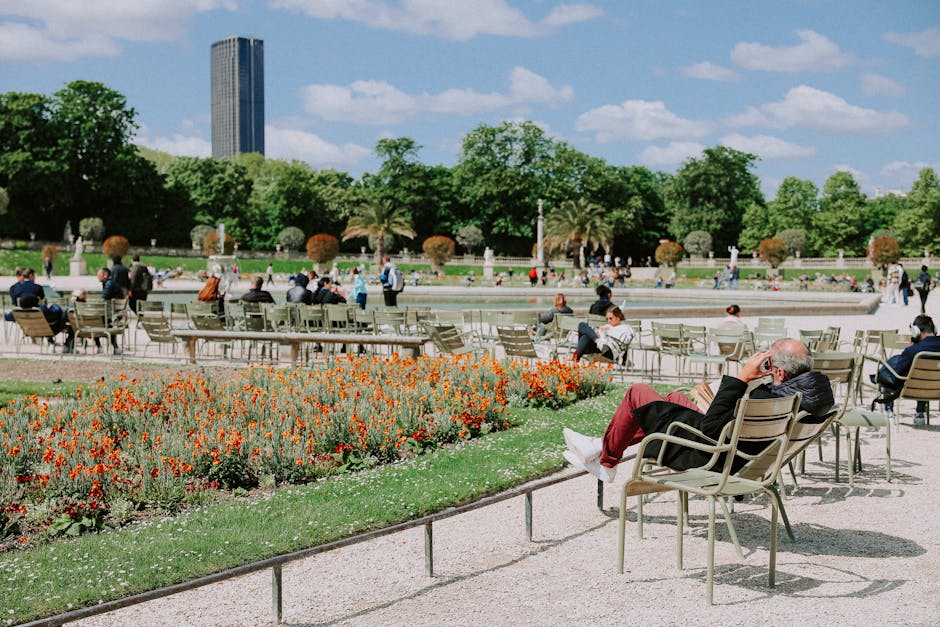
[631, 431, 730, 478]
[665, 421, 718, 444]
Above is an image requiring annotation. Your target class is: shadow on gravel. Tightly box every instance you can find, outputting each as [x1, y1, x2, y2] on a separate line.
[694, 562, 907, 603]
[283, 518, 615, 627]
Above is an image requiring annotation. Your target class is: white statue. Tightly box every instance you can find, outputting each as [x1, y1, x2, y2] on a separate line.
[728, 245, 739, 266]
[483, 247, 494, 265]
[72, 237, 84, 259]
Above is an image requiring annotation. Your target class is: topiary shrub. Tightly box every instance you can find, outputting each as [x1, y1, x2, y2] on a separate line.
[79, 217, 105, 242]
[776, 229, 806, 256]
[306, 234, 339, 264]
[455, 225, 483, 254]
[101, 235, 130, 258]
[867, 236, 901, 270]
[422, 235, 456, 270]
[758, 237, 788, 268]
[203, 231, 234, 255]
[41, 244, 57, 261]
[278, 226, 306, 251]
[190, 225, 213, 250]
[683, 230, 712, 257]
[654, 241, 684, 268]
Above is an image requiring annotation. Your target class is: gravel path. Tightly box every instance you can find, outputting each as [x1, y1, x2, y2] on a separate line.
[4, 285, 937, 625]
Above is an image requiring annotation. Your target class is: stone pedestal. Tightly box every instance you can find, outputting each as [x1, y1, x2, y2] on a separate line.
[483, 261, 494, 280]
[69, 258, 86, 277]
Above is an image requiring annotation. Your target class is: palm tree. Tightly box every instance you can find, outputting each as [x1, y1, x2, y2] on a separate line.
[544, 198, 612, 268]
[342, 198, 416, 265]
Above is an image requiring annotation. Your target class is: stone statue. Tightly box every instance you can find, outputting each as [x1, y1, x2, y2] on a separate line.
[484, 247, 494, 264]
[72, 236, 84, 259]
[728, 245, 739, 266]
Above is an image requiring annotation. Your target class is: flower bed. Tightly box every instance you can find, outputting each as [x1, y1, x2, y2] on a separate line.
[1, 355, 609, 547]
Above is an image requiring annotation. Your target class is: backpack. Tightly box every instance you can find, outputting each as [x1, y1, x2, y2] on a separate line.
[143, 271, 154, 292]
[392, 268, 404, 292]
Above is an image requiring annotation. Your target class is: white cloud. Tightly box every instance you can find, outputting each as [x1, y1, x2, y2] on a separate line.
[719, 133, 815, 160]
[574, 100, 710, 142]
[265, 126, 371, 166]
[302, 67, 572, 124]
[880, 160, 940, 188]
[860, 72, 904, 97]
[635, 141, 704, 168]
[270, 0, 601, 40]
[147, 134, 212, 157]
[0, 0, 236, 61]
[728, 85, 909, 135]
[731, 29, 854, 72]
[885, 27, 940, 57]
[680, 61, 738, 81]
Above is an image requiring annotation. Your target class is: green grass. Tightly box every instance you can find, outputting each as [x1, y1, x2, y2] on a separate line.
[0, 381, 82, 404]
[0, 385, 629, 623]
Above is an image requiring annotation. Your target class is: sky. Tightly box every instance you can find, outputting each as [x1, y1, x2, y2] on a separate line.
[2, 0, 939, 198]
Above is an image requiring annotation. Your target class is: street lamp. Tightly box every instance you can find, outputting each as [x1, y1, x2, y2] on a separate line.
[536, 199, 544, 265]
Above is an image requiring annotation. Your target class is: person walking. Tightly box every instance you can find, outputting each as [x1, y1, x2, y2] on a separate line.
[128, 255, 152, 314]
[899, 263, 911, 306]
[915, 265, 933, 314]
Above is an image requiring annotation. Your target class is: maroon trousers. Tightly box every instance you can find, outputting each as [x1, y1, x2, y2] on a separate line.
[599, 384, 701, 468]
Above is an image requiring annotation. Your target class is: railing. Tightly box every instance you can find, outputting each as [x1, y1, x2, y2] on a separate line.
[24, 465, 621, 626]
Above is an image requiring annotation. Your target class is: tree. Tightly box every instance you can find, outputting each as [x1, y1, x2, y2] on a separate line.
[277, 226, 305, 251]
[203, 231, 234, 256]
[342, 198, 415, 265]
[0, 186, 8, 215]
[666, 146, 764, 252]
[102, 235, 130, 258]
[758, 237, 788, 269]
[776, 229, 807, 256]
[190, 225, 213, 250]
[453, 121, 556, 254]
[741, 178, 817, 253]
[655, 241, 684, 269]
[893, 168, 940, 255]
[544, 198, 612, 268]
[867, 236, 901, 271]
[455, 224, 484, 253]
[79, 217, 105, 242]
[422, 236, 456, 271]
[864, 193, 906, 241]
[306, 234, 340, 265]
[164, 156, 253, 244]
[683, 230, 712, 257]
[812, 171, 866, 256]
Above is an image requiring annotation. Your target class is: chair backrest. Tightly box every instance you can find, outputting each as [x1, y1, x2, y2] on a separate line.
[707, 328, 749, 360]
[295, 304, 324, 332]
[496, 325, 538, 360]
[136, 300, 165, 316]
[900, 351, 940, 402]
[186, 302, 224, 331]
[652, 321, 686, 354]
[12, 310, 55, 339]
[422, 322, 469, 355]
[141, 314, 177, 343]
[373, 309, 407, 334]
[264, 304, 294, 332]
[730, 393, 802, 487]
[323, 303, 351, 331]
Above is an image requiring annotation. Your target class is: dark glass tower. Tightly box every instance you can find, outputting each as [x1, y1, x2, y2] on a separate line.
[211, 36, 264, 158]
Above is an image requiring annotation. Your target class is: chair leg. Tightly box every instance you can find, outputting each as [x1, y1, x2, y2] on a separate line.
[834, 423, 842, 482]
[769, 495, 778, 587]
[637, 490, 645, 539]
[617, 488, 628, 574]
[719, 497, 744, 559]
[847, 428, 855, 486]
[676, 494, 684, 569]
[706, 496, 716, 606]
[768, 485, 795, 542]
[885, 421, 892, 482]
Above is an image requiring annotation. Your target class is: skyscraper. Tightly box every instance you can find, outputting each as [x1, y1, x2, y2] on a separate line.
[211, 36, 264, 158]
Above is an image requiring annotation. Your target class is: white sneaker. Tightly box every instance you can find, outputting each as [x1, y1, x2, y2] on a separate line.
[913, 412, 926, 427]
[584, 458, 618, 483]
[563, 427, 602, 464]
[563, 450, 586, 472]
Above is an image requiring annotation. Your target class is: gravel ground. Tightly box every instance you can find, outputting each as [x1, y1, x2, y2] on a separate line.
[3, 285, 937, 625]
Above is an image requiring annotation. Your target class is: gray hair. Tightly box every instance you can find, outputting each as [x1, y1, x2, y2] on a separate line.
[770, 338, 813, 378]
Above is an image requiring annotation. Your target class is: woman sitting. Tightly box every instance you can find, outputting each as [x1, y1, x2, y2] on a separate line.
[716, 304, 747, 333]
[573, 305, 634, 362]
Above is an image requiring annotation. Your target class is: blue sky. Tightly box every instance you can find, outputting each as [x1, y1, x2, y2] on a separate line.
[2, 1, 938, 198]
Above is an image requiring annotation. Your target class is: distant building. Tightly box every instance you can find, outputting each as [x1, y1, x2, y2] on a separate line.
[211, 36, 264, 158]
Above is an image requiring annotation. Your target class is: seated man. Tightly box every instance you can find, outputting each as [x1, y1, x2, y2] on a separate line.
[285, 272, 314, 305]
[239, 276, 276, 304]
[876, 314, 940, 426]
[588, 284, 613, 315]
[564, 338, 834, 482]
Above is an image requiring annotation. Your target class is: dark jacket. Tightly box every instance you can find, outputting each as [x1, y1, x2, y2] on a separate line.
[10, 280, 45, 305]
[112, 263, 131, 291]
[286, 286, 314, 305]
[240, 288, 275, 304]
[101, 278, 125, 300]
[636, 372, 834, 471]
[878, 335, 940, 394]
[588, 298, 611, 316]
[539, 305, 573, 324]
[313, 287, 346, 305]
[129, 263, 150, 294]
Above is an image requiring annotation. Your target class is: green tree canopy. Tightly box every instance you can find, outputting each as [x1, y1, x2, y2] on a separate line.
[812, 171, 867, 256]
[666, 146, 764, 253]
[342, 198, 416, 264]
[544, 198, 612, 268]
[164, 157, 253, 244]
[893, 168, 940, 255]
